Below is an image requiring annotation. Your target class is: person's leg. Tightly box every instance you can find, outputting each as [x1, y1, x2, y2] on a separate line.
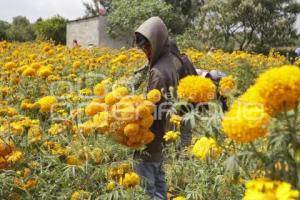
[153, 161, 167, 200]
[134, 161, 156, 198]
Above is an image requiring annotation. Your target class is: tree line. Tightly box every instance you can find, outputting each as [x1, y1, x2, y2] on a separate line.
[0, 15, 66, 44]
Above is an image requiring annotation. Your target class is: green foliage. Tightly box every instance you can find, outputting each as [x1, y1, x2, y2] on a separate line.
[83, 0, 112, 17]
[178, 0, 300, 52]
[107, 0, 185, 39]
[0, 20, 10, 40]
[6, 16, 35, 42]
[34, 16, 67, 44]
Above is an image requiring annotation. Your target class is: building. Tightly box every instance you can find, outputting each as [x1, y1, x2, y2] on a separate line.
[66, 16, 131, 48]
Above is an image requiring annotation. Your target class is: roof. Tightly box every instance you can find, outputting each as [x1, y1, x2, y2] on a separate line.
[67, 16, 101, 23]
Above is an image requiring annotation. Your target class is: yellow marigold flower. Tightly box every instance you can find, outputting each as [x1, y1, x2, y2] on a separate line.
[243, 179, 299, 200]
[105, 92, 119, 105]
[106, 181, 115, 191]
[4, 62, 17, 70]
[113, 86, 129, 98]
[192, 137, 221, 160]
[163, 131, 180, 142]
[0, 139, 13, 157]
[28, 126, 42, 144]
[85, 101, 107, 116]
[10, 122, 24, 135]
[92, 111, 111, 132]
[70, 190, 89, 200]
[47, 75, 60, 82]
[136, 104, 152, 118]
[22, 67, 36, 76]
[222, 103, 270, 143]
[31, 62, 41, 69]
[219, 75, 235, 96]
[139, 115, 154, 128]
[7, 150, 23, 163]
[48, 123, 61, 135]
[120, 172, 140, 189]
[72, 61, 81, 69]
[254, 65, 300, 116]
[37, 65, 52, 78]
[147, 89, 161, 103]
[177, 75, 216, 103]
[124, 123, 140, 137]
[170, 114, 182, 128]
[173, 196, 186, 200]
[22, 179, 38, 190]
[66, 155, 82, 166]
[37, 96, 58, 112]
[141, 129, 155, 144]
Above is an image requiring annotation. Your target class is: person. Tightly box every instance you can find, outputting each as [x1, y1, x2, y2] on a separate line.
[168, 40, 197, 148]
[169, 39, 197, 80]
[196, 69, 228, 112]
[295, 47, 300, 58]
[72, 40, 79, 48]
[133, 16, 179, 200]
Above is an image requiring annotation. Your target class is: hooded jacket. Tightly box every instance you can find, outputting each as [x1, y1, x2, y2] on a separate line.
[134, 17, 179, 162]
[169, 40, 197, 80]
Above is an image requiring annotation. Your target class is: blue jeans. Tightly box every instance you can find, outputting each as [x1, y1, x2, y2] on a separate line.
[134, 161, 167, 200]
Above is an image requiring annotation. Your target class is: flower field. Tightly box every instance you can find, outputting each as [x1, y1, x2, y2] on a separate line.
[0, 41, 300, 200]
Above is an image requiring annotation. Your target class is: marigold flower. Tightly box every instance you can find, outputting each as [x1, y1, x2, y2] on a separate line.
[124, 123, 140, 137]
[139, 115, 154, 128]
[192, 137, 221, 160]
[177, 75, 215, 103]
[106, 181, 115, 191]
[243, 179, 299, 200]
[72, 61, 81, 69]
[164, 131, 180, 142]
[4, 62, 17, 70]
[22, 67, 36, 76]
[85, 101, 107, 116]
[219, 75, 235, 96]
[120, 172, 140, 188]
[147, 89, 161, 103]
[253, 65, 300, 116]
[7, 150, 23, 163]
[66, 155, 82, 166]
[173, 196, 186, 200]
[37, 96, 58, 112]
[222, 103, 270, 143]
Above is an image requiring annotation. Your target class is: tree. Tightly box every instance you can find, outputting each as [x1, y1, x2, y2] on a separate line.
[6, 16, 35, 42]
[83, 0, 112, 17]
[107, 0, 185, 39]
[180, 0, 300, 52]
[34, 15, 67, 44]
[163, 0, 205, 26]
[0, 20, 10, 40]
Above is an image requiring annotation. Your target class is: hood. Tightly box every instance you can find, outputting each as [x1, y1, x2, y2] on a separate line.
[135, 17, 169, 66]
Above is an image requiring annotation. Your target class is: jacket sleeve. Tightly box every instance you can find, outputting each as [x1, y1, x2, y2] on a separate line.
[147, 68, 165, 92]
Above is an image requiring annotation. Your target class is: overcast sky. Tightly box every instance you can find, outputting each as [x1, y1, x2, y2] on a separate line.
[0, 0, 86, 22]
[0, 0, 299, 32]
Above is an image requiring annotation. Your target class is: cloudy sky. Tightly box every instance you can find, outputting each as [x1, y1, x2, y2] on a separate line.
[0, 0, 86, 22]
[0, 0, 299, 32]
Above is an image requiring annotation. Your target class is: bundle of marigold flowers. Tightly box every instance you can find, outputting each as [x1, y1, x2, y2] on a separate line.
[177, 75, 216, 103]
[84, 82, 158, 149]
[243, 179, 299, 200]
